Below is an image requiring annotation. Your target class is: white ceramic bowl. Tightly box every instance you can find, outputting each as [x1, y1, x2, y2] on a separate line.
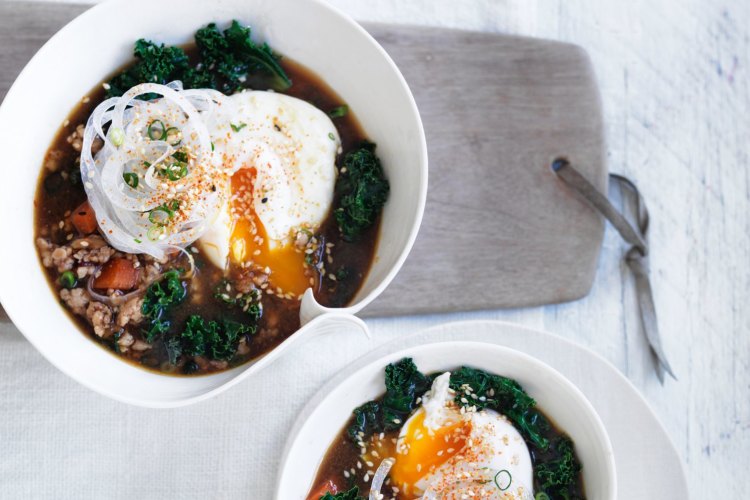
[0, 0, 427, 407]
[277, 341, 617, 499]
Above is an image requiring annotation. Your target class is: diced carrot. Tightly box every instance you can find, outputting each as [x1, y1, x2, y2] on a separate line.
[71, 201, 98, 235]
[306, 480, 338, 500]
[93, 259, 140, 291]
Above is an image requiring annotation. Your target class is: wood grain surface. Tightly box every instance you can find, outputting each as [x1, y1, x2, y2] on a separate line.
[0, 2, 606, 317]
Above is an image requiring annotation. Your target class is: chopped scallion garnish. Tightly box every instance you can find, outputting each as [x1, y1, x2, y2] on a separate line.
[147, 120, 166, 140]
[147, 225, 167, 241]
[59, 271, 77, 289]
[494, 470, 512, 491]
[166, 161, 188, 181]
[165, 127, 182, 146]
[230, 122, 247, 132]
[328, 105, 349, 118]
[123, 172, 139, 189]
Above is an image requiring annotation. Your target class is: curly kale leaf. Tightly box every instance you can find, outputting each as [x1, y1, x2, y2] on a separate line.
[141, 270, 187, 318]
[222, 20, 291, 90]
[448, 366, 549, 449]
[347, 358, 432, 441]
[140, 270, 187, 343]
[108, 21, 290, 97]
[179, 315, 255, 361]
[108, 40, 189, 98]
[319, 486, 364, 500]
[334, 142, 390, 242]
[382, 358, 432, 428]
[535, 437, 582, 498]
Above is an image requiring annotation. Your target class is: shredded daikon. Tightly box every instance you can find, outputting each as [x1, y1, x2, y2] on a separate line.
[369, 457, 395, 500]
[80, 82, 229, 259]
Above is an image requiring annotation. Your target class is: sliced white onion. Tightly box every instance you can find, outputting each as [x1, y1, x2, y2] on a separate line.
[369, 457, 395, 500]
[80, 82, 228, 260]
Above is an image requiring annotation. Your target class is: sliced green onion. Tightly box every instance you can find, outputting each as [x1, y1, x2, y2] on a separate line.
[230, 122, 247, 132]
[148, 208, 171, 225]
[166, 161, 188, 181]
[328, 132, 335, 141]
[109, 127, 125, 147]
[123, 172, 139, 189]
[148, 200, 181, 224]
[494, 470, 512, 491]
[172, 150, 188, 163]
[59, 271, 77, 289]
[147, 120, 166, 140]
[210, 142, 215, 152]
[147, 225, 167, 241]
[134, 238, 142, 244]
[328, 105, 348, 118]
[165, 127, 181, 146]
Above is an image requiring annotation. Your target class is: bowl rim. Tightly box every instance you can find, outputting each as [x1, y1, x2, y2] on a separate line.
[0, 0, 427, 405]
[276, 338, 617, 499]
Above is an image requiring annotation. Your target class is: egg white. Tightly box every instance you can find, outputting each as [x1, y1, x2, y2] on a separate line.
[198, 90, 340, 269]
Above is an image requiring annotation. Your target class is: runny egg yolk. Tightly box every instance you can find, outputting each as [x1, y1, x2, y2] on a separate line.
[388, 410, 471, 497]
[228, 169, 312, 296]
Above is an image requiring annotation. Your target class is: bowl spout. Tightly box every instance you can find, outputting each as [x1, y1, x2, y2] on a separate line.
[299, 288, 370, 339]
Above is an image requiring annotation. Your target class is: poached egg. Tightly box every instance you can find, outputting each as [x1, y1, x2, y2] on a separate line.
[371, 372, 535, 499]
[198, 91, 339, 296]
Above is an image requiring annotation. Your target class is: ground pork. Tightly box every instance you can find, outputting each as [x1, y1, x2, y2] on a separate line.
[138, 262, 162, 288]
[72, 245, 116, 265]
[116, 296, 144, 328]
[37, 238, 74, 272]
[59, 288, 90, 316]
[86, 301, 113, 338]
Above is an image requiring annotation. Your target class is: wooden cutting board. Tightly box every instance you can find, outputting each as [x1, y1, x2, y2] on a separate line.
[0, 3, 606, 318]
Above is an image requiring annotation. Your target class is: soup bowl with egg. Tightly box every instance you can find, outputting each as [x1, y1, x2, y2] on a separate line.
[278, 342, 616, 499]
[0, 0, 426, 406]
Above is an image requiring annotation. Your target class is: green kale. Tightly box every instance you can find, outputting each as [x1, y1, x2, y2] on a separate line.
[179, 315, 255, 360]
[448, 366, 549, 449]
[108, 40, 189, 98]
[140, 270, 187, 343]
[141, 270, 187, 319]
[334, 142, 389, 242]
[534, 437, 582, 498]
[221, 20, 291, 90]
[107, 20, 291, 98]
[347, 358, 432, 441]
[319, 486, 364, 500]
[328, 104, 349, 118]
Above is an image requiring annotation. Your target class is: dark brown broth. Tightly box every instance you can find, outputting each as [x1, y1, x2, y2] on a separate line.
[34, 51, 381, 375]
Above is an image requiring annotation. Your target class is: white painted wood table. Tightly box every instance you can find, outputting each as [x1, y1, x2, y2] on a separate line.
[0, 0, 747, 498]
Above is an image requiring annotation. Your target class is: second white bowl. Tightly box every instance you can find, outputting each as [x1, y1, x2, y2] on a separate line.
[277, 341, 617, 499]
